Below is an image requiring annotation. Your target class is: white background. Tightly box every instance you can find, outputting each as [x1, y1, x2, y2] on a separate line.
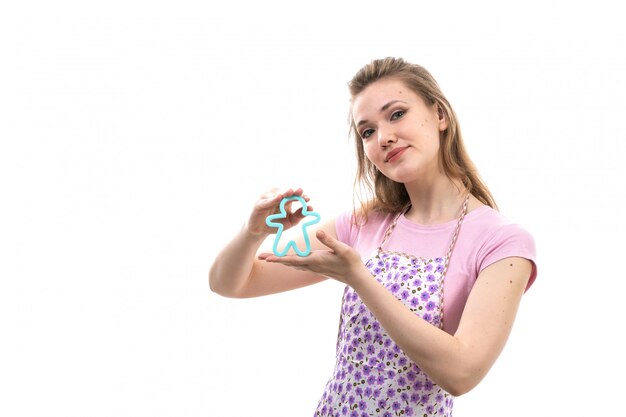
[1, 1, 624, 416]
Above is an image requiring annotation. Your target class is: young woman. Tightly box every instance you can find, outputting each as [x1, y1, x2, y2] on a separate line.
[209, 57, 537, 416]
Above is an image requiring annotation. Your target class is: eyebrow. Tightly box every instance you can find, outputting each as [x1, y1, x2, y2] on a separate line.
[356, 100, 408, 127]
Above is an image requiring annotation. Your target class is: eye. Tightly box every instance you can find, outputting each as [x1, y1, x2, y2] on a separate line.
[361, 128, 375, 139]
[391, 110, 405, 120]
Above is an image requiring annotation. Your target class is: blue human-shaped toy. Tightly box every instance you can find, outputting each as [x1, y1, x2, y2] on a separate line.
[265, 196, 321, 257]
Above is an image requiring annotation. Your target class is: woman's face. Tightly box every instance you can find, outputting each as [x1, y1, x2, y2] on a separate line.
[351, 78, 447, 185]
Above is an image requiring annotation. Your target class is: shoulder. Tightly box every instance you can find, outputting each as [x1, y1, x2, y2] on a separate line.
[467, 206, 535, 252]
[335, 209, 396, 245]
[463, 205, 537, 288]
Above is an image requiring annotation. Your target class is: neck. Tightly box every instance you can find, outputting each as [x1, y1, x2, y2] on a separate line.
[403, 174, 467, 225]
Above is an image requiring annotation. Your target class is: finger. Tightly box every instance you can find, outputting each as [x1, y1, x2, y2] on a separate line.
[292, 205, 313, 219]
[257, 193, 283, 208]
[269, 188, 302, 211]
[280, 188, 306, 198]
[284, 196, 297, 213]
[262, 254, 304, 266]
[287, 196, 309, 216]
[258, 254, 294, 263]
[265, 188, 307, 205]
[316, 230, 342, 252]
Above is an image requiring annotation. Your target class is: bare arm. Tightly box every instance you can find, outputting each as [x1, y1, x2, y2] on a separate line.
[264, 231, 533, 396]
[209, 188, 336, 298]
[350, 256, 531, 396]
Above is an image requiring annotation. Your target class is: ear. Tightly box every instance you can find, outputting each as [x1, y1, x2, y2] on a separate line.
[437, 104, 449, 131]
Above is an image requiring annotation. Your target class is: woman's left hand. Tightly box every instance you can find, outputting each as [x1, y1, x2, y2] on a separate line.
[258, 230, 368, 285]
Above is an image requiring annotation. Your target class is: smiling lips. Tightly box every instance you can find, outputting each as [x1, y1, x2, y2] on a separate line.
[385, 146, 409, 163]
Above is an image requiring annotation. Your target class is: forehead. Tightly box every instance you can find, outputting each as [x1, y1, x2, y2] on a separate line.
[351, 78, 418, 119]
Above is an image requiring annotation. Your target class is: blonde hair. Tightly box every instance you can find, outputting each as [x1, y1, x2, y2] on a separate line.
[348, 57, 497, 221]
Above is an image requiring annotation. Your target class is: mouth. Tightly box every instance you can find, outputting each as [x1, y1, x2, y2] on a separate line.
[385, 146, 408, 163]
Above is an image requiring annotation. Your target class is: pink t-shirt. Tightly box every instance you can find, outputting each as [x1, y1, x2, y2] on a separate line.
[335, 205, 537, 335]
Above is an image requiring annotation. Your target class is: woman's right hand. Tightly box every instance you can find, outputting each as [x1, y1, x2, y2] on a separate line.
[245, 187, 312, 237]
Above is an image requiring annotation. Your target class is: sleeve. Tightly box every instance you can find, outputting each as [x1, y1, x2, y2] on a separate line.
[477, 223, 538, 291]
[335, 210, 356, 247]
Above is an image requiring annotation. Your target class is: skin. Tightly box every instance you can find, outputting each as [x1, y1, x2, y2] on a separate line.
[209, 78, 533, 396]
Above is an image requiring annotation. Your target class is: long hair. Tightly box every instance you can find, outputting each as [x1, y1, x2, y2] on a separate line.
[348, 57, 497, 221]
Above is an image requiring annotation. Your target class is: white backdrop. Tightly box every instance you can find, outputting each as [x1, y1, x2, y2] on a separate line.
[1, 1, 625, 416]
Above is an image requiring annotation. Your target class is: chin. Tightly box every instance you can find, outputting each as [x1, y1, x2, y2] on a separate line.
[384, 169, 420, 185]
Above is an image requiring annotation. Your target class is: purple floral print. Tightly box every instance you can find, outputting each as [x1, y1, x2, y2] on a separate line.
[314, 251, 453, 416]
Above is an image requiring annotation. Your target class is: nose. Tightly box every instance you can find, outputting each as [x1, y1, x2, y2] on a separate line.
[377, 125, 397, 148]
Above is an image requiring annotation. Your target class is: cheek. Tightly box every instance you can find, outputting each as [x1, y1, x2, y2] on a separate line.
[362, 143, 379, 164]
